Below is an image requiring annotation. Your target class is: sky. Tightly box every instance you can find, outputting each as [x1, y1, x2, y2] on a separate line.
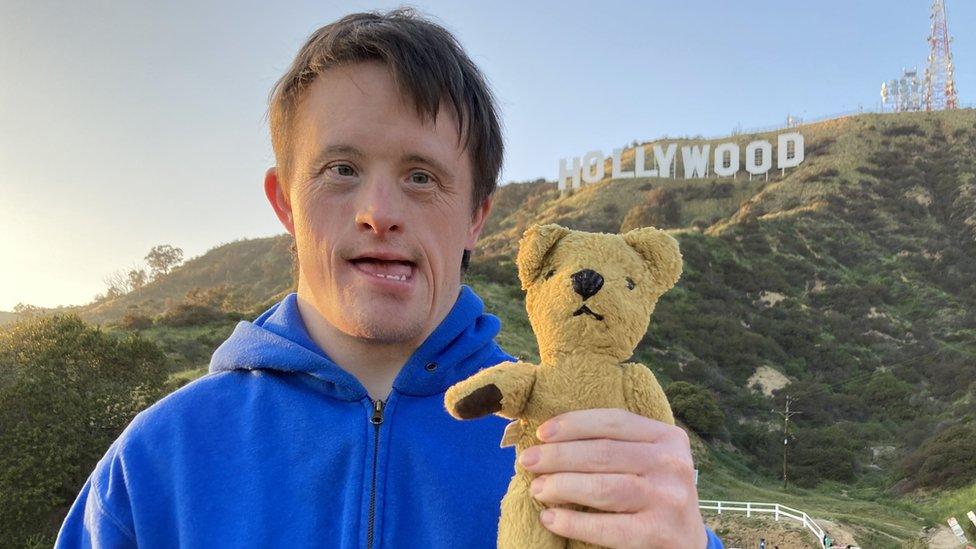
[1, 0, 973, 311]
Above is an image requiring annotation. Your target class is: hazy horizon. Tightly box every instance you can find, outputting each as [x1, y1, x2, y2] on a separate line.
[2, 1, 973, 311]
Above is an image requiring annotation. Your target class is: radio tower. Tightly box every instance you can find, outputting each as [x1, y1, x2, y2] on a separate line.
[923, 0, 959, 110]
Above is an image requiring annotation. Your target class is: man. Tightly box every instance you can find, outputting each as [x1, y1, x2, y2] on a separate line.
[57, 8, 722, 548]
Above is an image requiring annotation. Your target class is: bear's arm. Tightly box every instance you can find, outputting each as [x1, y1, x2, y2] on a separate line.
[622, 362, 675, 425]
[444, 361, 538, 421]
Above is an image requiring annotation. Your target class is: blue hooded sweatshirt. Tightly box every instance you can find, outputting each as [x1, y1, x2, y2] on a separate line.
[56, 285, 723, 548]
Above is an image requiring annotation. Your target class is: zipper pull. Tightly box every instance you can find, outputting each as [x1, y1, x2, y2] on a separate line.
[371, 399, 386, 425]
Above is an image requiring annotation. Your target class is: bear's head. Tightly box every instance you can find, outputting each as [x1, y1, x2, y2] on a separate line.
[515, 223, 683, 364]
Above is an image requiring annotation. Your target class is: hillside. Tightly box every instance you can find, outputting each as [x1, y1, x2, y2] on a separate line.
[12, 109, 975, 546]
[75, 108, 976, 431]
[76, 235, 296, 325]
[476, 108, 976, 546]
[0, 311, 20, 327]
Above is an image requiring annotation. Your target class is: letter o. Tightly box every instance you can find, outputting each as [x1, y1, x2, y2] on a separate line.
[713, 142, 740, 177]
[581, 150, 605, 184]
[745, 140, 772, 175]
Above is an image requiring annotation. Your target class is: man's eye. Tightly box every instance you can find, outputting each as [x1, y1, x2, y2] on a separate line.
[410, 172, 432, 185]
[327, 164, 356, 177]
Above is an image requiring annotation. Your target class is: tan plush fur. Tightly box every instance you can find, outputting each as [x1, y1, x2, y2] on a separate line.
[444, 223, 683, 549]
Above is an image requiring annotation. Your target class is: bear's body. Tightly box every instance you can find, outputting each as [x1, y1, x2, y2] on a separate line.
[445, 224, 683, 549]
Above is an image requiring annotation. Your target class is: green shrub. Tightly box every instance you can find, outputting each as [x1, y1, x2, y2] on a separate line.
[619, 188, 681, 232]
[863, 371, 915, 421]
[883, 125, 925, 138]
[119, 310, 153, 330]
[157, 302, 225, 327]
[899, 422, 976, 490]
[665, 381, 725, 438]
[789, 425, 863, 487]
[468, 255, 518, 286]
[0, 314, 167, 546]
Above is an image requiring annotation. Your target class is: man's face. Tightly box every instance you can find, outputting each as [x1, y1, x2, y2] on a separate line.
[267, 61, 491, 345]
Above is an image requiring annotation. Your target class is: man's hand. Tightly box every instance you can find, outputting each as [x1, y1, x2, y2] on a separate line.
[517, 408, 708, 549]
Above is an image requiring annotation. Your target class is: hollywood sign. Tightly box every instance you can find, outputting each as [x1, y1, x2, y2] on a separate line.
[558, 132, 805, 192]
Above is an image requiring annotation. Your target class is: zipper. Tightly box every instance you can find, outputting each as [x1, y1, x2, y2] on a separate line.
[366, 398, 385, 549]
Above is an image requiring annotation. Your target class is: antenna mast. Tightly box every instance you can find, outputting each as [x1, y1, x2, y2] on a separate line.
[923, 0, 959, 110]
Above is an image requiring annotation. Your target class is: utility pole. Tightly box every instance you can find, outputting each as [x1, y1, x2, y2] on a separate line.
[773, 395, 801, 489]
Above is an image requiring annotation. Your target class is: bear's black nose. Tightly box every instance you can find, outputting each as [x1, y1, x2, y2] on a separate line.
[571, 269, 603, 300]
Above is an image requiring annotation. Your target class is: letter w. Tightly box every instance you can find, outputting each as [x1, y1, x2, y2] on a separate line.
[681, 144, 711, 179]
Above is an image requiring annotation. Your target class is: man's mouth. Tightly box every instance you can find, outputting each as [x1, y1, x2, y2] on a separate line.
[349, 258, 416, 283]
[573, 305, 604, 321]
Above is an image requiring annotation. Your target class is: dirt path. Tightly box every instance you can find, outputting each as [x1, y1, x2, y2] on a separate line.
[924, 525, 965, 549]
[817, 518, 858, 547]
[705, 515, 820, 548]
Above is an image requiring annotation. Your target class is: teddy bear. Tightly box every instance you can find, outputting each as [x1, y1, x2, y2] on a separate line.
[443, 222, 684, 549]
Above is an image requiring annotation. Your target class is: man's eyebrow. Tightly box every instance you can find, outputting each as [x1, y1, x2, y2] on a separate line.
[403, 153, 454, 179]
[309, 144, 365, 172]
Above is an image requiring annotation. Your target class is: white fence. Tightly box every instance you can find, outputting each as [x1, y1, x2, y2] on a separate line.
[699, 500, 831, 548]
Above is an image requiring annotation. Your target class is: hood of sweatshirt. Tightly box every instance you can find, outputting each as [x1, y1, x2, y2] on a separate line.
[208, 284, 508, 402]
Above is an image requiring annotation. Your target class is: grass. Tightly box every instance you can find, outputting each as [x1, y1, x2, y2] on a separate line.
[121, 321, 238, 373]
[698, 447, 929, 548]
[911, 482, 976, 541]
[466, 277, 539, 361]
[166, 365, 210, 389]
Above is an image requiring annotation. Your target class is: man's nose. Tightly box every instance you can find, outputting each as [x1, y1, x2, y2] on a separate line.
[355, 176, 405, 237]
[571, 269, 603, 300]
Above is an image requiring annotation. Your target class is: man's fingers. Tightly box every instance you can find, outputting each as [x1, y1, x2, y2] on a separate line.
[531, 472, 647, 512]
[536, 408, 677, 443]
[520, 438, 696, 483]
[520, 439, 653, 474]
[540, 506, 640, 549]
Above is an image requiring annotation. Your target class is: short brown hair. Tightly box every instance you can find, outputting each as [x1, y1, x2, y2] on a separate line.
[267, 7, 504, 212]
[270, 8, 503, 287]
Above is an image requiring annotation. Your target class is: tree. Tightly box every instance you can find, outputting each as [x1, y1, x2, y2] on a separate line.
[12, 303, 42, 315]
[102, 268, 133, 297]
[0, 314, 167, 546]
[127, 268, 148, 291]
[145, 244, 184, 280]
[665, 381, 725, 438]
[103, 265, 149, 298]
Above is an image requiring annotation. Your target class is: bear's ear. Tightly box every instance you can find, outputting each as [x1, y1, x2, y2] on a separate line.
[516, 223, 571, 290]
[622, 227, 683, 292]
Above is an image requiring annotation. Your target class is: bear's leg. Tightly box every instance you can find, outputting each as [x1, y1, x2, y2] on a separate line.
[498, 472, 566, 549]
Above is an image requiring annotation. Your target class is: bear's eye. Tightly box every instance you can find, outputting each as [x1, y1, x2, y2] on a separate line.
[544, 269, 556, 280]
[626, 277, 635, 290]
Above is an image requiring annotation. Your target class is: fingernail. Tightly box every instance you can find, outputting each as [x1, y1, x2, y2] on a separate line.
[520, 447, 540, 467]
[537, 420, 559, 440]
[540, 509, 555, 525]
[530, 477, 544, 496]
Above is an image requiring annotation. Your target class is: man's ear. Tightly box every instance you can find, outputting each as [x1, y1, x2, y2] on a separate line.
[264, 166, 295, 236]
[516, 223, 570, 290]
[465, 194, 494, 249]
[622, 227, 683, 293]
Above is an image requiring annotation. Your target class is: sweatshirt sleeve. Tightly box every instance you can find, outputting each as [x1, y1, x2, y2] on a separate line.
[705, 525, 724, 548]
[55, 445, 138, 548]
